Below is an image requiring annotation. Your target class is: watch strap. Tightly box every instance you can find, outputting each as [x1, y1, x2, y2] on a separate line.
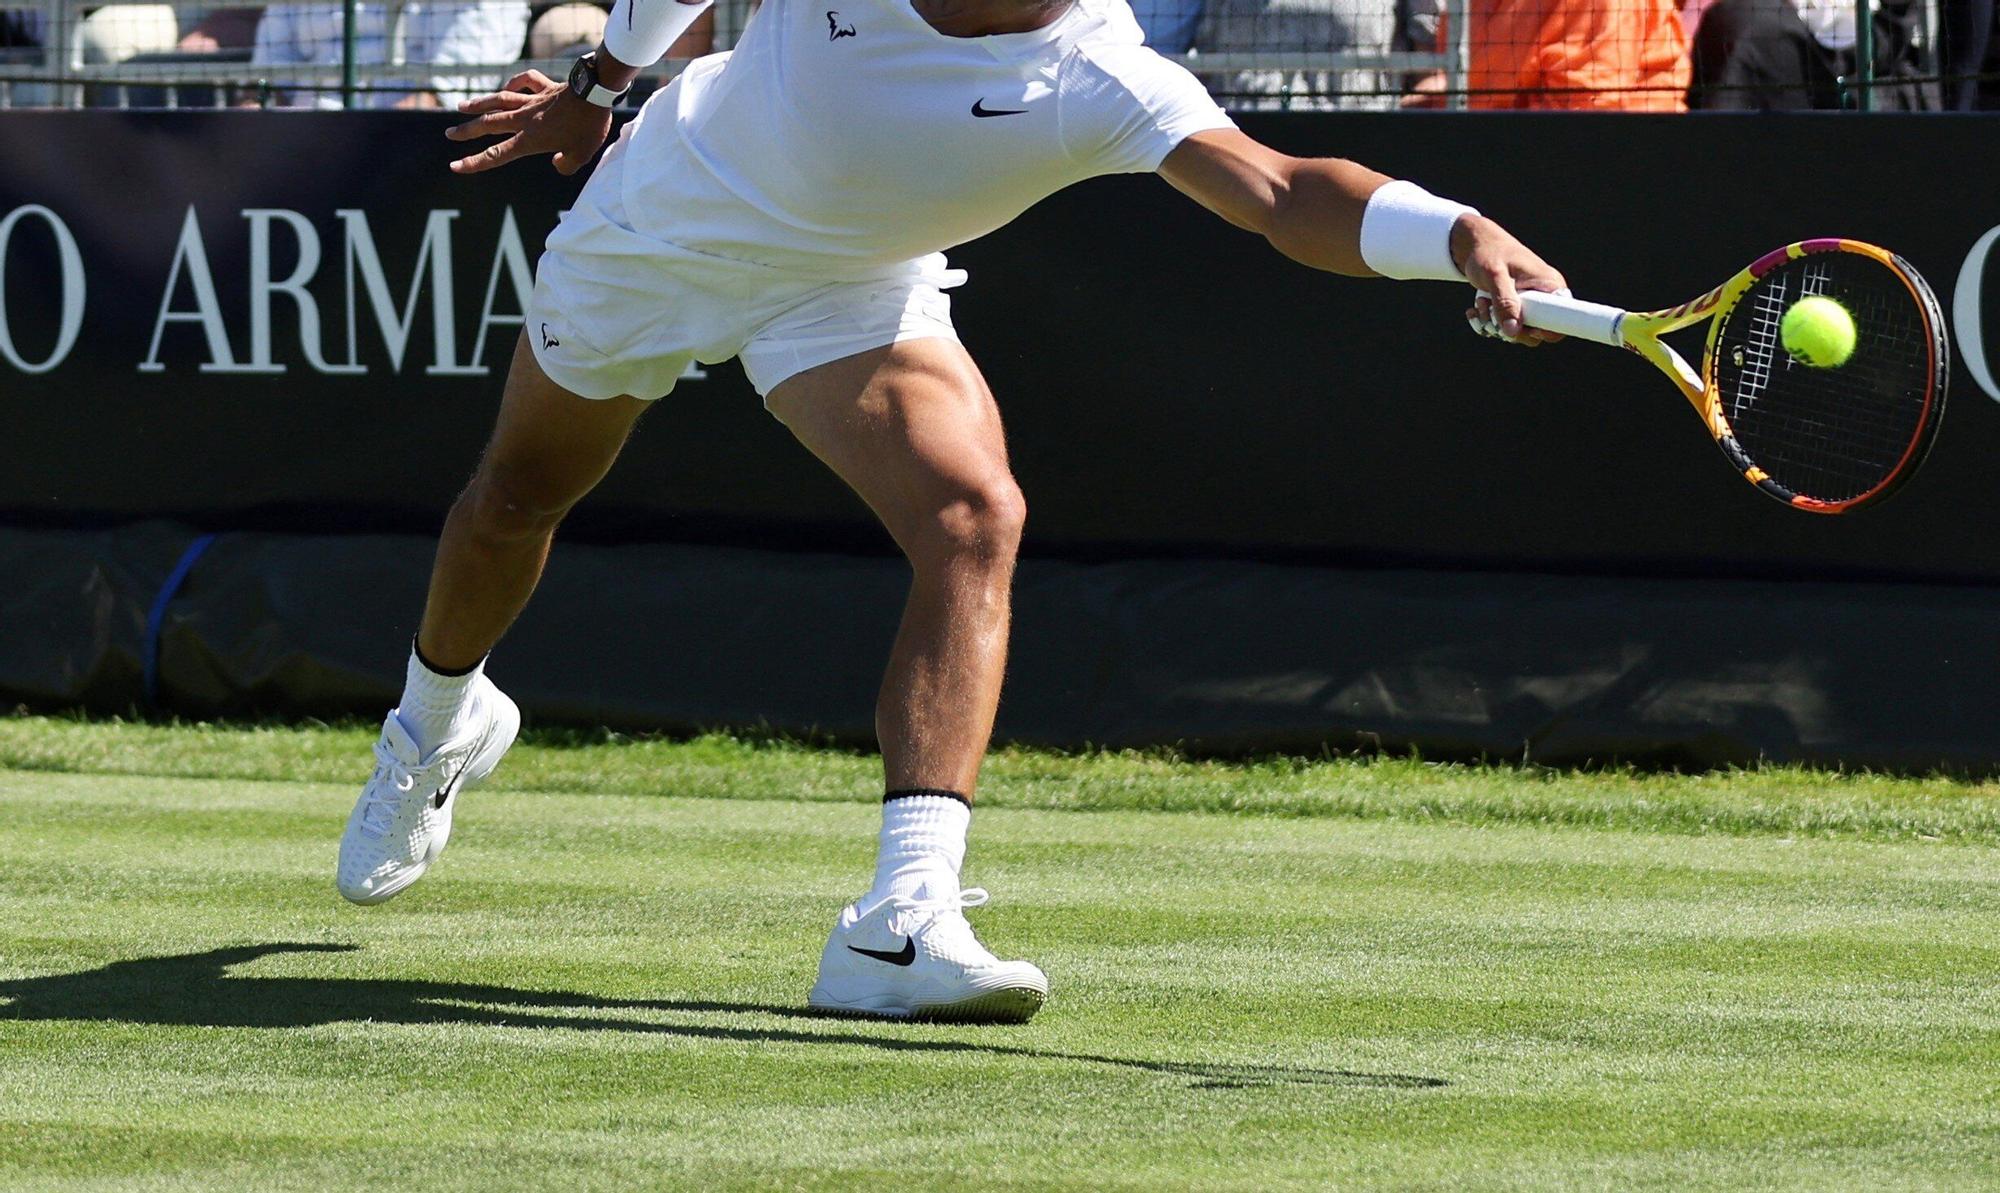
[580, 79, 624, 107]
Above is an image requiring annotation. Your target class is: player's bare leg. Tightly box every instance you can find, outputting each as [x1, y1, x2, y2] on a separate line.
[771, 338, 1046, 1022]
[766, 338, 1022, 797]
[419, 333, 653, 670]
[337, 334, 649, 904]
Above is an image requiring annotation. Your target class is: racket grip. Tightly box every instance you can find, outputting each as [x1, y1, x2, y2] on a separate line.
[1518, 292, 1626, 347]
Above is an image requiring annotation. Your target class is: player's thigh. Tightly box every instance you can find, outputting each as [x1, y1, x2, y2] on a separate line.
[764, 337, 1022, 557]
[472, 332, 652, 520]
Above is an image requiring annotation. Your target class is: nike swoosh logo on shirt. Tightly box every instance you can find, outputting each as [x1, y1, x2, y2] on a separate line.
[971, 99, 1027, 118]
[847, 937, 917, 966]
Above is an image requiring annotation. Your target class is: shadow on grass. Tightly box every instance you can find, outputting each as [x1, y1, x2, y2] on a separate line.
[0, 943, 1443, 1091]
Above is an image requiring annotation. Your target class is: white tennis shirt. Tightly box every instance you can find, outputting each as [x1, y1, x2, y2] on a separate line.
[616, 0, 1236, 276]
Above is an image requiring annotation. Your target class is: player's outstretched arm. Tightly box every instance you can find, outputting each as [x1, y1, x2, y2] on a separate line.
[1158, 129, 1567, 342]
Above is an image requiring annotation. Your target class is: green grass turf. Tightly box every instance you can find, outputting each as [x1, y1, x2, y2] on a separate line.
[1, 717, 1997, 1189]
[5, 715, 1999, 841]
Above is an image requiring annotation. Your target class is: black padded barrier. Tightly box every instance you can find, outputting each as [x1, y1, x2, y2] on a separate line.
[6, 523, 1998, 772]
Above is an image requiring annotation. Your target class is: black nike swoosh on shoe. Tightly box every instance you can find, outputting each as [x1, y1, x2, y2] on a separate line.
[431, 763, 467, 810]
[971, 99, 1027, 118]
[847, 937, 917, 966]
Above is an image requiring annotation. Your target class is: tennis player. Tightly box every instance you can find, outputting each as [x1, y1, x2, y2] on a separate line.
[337, 0, 1567, 1023]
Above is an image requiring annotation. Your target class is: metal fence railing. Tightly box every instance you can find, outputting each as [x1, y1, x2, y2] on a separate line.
[0, 0, 1986, 113]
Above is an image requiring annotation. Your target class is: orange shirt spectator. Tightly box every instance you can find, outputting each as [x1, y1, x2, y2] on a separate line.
[1441, 0, 1692, 110]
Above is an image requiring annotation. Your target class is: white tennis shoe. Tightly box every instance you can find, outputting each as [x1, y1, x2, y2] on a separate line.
[336, 676, 519, 905]
[807, 886, 1048, 1023]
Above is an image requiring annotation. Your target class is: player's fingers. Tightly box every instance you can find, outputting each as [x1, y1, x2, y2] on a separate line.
[457, 89, 533, 114]
[449, 134, 524, 174]
[552, 149, 583, 176]
[1468, 289, 1543, 347]
[499, 69, 555, 93]
[444, 109, 527, 141]
[1466, 293, 1507, 341]
[1489, 267, 1523, 339]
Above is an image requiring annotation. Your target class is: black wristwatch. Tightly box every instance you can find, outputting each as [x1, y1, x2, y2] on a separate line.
[567, 52, 630, 108]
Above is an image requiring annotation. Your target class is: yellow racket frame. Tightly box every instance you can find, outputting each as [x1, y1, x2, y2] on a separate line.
[1516, 239, 1945, 513]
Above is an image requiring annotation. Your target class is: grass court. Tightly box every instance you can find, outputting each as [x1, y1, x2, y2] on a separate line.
[2, 716, 1996, 1189]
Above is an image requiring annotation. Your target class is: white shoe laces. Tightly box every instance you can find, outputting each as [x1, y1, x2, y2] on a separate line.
[891, 888, 992, 957]
[358, 740, 420, 836]
[906, 887, 988, 914]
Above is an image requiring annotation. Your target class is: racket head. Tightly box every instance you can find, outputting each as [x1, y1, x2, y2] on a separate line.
[1681, 240, 1948, 514]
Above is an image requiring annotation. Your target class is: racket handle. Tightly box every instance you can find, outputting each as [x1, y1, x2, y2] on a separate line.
[1518, 292, 1626, 347]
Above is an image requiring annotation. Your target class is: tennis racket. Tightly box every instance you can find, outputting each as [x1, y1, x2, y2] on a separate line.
[1504, 239, 1949, 514]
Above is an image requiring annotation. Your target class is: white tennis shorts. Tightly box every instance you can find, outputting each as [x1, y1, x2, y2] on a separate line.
[526, 131, 965, 401]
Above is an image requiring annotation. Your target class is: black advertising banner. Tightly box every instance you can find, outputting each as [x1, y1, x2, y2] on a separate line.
[3, 111, 2000, 583]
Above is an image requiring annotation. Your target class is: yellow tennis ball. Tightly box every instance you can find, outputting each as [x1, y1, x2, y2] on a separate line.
[1780, 295, 1856, 368]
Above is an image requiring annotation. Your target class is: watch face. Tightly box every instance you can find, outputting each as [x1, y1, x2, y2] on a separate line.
[567, 55, 593, 97]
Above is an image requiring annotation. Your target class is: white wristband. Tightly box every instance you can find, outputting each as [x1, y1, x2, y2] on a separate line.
[1359, 180, 1477, 282]
[604, 0, 714, 68]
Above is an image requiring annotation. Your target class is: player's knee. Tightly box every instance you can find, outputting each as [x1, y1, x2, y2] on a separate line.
[921, 477, 1026, 568]
[459, 460, 577, 541]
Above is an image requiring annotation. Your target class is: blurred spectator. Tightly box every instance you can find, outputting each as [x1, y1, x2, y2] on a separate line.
[0, 9, 42, 105]
[0, 7, 42, 48]
[1137, 0, 1206, 52]
[70, 5, 262, 108]
[79, 5, 179, 62]
[251, 1, 531, 108]
[522, 0, 707, 59]
[1942, 0, 2000, 109]
[179, 7, 263, 51]
[1416, 0, 1691, 110]
[1686, 0, 1934, 109]
[527, 2, 608, 57]
[1193, 0, 1415, 110]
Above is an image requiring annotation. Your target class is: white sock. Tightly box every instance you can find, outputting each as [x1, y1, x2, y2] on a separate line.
[395, 644, 484, 755]
[868, 792, 970, 904]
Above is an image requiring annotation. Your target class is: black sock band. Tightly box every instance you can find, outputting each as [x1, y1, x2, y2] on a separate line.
[411, 636, 483, 678]
[884, 787, 971, 808]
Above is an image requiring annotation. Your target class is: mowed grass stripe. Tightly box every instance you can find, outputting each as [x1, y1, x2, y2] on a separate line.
[5, 716, 2000, 842]
[2, 762, 1998, 1189]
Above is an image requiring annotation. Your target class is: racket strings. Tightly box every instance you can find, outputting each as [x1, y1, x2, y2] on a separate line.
[1733, 271, 1793, 409]
[1713, 252, 1937, 506]
[1750, 291, 1926, 468]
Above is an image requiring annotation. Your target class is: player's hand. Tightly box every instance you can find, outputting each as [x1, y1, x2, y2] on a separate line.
[445, 70, 611, 176]
[1452, 215, 1567, 347]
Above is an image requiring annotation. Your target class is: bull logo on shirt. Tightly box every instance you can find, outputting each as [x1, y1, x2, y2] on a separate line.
[826, 11, 856, 39]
